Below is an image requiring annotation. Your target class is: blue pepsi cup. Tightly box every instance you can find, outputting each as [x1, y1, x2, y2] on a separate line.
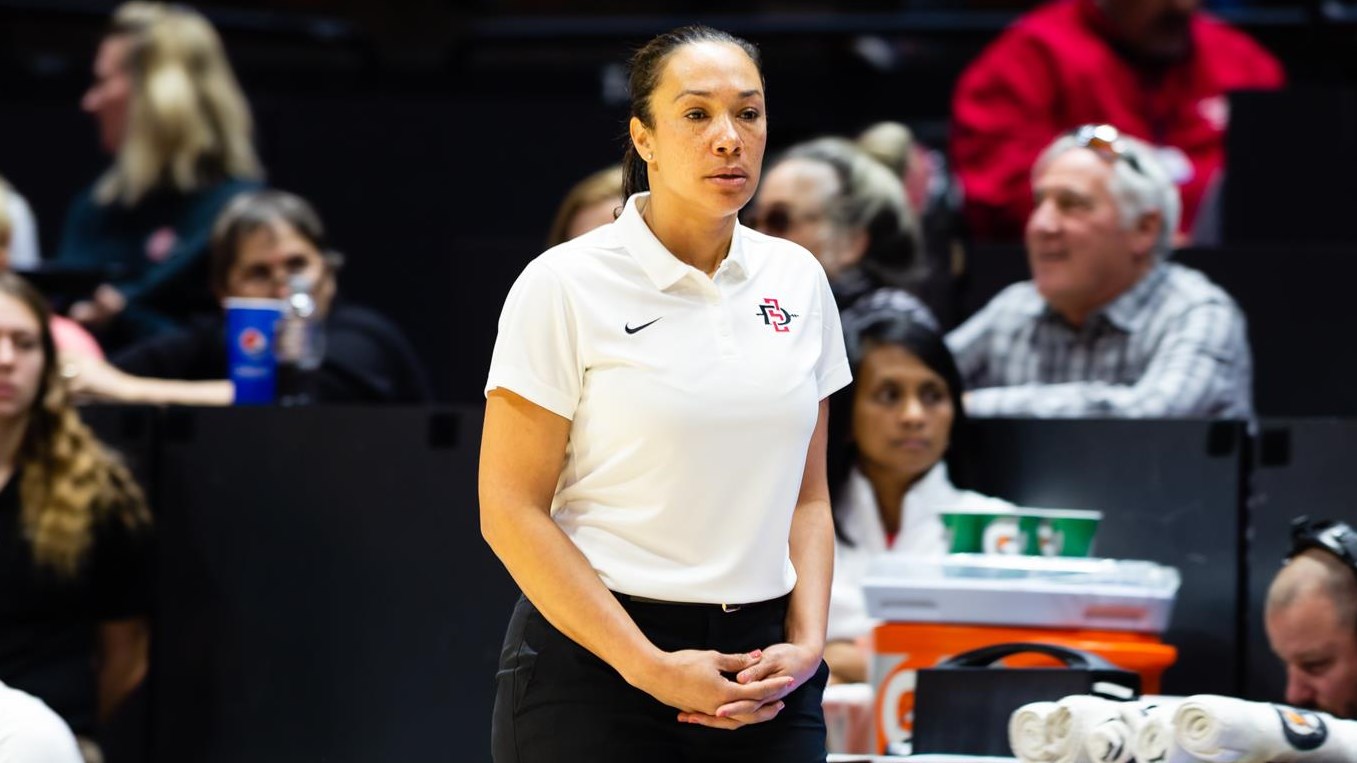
[225, 298, 284, 405]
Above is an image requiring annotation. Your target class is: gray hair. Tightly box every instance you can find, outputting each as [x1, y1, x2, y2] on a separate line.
[783, 136, 921, 279]
[1033, 130, 1181, 260]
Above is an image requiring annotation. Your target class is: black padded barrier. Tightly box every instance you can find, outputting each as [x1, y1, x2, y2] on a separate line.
[964, 418, 1251, 697]
[145, 405, 516, 763]
[73, 407, 1357, 760]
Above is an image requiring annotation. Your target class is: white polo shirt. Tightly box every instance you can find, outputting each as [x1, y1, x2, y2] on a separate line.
[486, 193, 851, 604]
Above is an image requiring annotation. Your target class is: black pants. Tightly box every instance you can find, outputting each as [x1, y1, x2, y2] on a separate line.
[491, 593, 829, 762]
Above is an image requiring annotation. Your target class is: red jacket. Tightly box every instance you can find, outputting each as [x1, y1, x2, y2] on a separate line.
[951, 0, 1284, 240]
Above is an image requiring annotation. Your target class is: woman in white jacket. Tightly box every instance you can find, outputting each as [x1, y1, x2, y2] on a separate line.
[823, 290, 1012, 683]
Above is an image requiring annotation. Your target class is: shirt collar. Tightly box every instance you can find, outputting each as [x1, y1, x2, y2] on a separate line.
[844, 461, 956, 548]
[618, 192, 749, 290]
[1031, 261, 1170, 332]
[724, 223, 750, 282]
[909, 461, 956, 506]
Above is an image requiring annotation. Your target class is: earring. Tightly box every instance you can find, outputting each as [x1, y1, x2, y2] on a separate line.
[647, 153, 655, 162]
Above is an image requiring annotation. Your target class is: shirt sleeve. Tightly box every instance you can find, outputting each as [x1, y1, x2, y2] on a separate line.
[5, 192, 40, 268]
[484, 261, 583, 420]
[90, 505, 154, 622]
[380, 321, 434, 403]
[814, 268, 852, 400]
[945, 294, 1001, 389]
[964, 301, 1253, 419]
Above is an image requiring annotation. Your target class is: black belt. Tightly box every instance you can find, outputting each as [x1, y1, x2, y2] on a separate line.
[617, 592, 783, 613]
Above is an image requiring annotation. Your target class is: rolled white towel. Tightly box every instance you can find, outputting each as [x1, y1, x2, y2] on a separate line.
[1010, 701, 1059, 763]
[1131, 698, 1196, 763]
[1046, 695, 1125, 763]
[1173, 694, 1357, 763]
[1083, 717, 1133, 763]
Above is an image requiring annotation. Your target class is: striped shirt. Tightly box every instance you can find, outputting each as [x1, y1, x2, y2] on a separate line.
[945, 262, 1253, 418]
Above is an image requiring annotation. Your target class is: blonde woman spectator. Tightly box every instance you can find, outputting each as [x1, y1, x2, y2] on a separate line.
[545, 165, 624, 247]
[857, 121, 966, 320]
[58, 2, 263, 346]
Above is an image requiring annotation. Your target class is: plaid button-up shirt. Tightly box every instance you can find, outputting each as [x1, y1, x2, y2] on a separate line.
[946, 262, 1253, 419]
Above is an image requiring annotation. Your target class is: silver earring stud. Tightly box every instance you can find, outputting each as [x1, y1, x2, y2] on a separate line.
[647, 154, 655, 162]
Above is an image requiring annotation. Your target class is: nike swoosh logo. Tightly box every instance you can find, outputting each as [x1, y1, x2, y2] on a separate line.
[625, 317, 662, 334]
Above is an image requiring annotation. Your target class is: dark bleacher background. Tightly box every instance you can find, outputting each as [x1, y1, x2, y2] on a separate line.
[0, 0, 1348, 407]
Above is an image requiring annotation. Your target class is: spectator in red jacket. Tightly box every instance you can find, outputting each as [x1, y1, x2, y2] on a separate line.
[951, 0, 1284, 242]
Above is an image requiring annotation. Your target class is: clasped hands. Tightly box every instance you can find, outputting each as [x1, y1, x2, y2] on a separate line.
[634, 642, 821, 731]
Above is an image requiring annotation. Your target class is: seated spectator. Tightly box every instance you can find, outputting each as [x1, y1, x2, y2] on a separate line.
[951, 0, 1284, 241]
[66, 190, 432, 405]
[824, 291, 1012, 684]
[946, 125, 1252, 418]
[0, 272, 153, 759]
[856, 121, 965, 326]
[748, 136, 928, 317]
[0, 177, 39, 271]
[857, 121, 961, 258]
[1265, 517, 1357, 719]
[0, 181, 103, 361]
[545, 165, 623, 247]
[58, 2, 263, 347]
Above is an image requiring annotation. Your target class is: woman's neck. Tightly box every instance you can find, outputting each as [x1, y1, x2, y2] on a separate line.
[641, 194, 736, 277]
[861, 462, 930, 536]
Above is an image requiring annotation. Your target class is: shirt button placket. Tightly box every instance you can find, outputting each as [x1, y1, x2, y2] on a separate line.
[708, 283, 737, 358]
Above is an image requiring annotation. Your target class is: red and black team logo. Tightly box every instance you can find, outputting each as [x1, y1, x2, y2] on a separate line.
[756, 298, 797, 333]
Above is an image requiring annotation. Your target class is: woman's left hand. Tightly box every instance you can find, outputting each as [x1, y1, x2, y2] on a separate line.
[675, 641, 822, 729]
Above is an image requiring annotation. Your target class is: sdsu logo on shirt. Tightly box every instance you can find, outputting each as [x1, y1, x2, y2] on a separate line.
[755, 298, 797, 333]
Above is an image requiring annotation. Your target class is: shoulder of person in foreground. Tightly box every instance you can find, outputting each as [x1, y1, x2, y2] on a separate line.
[0, 682, 84, 763]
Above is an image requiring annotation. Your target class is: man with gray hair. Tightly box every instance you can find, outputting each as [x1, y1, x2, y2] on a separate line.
[946, 124, 1252, 418]
[1265, 518, 1357, 719]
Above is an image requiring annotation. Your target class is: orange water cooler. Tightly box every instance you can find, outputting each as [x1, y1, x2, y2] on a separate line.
[862, 555, 1181, 756]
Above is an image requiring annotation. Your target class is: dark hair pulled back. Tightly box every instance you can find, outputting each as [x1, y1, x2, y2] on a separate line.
[621, 25, 763, 200]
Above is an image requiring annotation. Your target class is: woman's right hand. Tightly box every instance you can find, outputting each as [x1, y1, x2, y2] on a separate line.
[629, 648, 793, 730]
